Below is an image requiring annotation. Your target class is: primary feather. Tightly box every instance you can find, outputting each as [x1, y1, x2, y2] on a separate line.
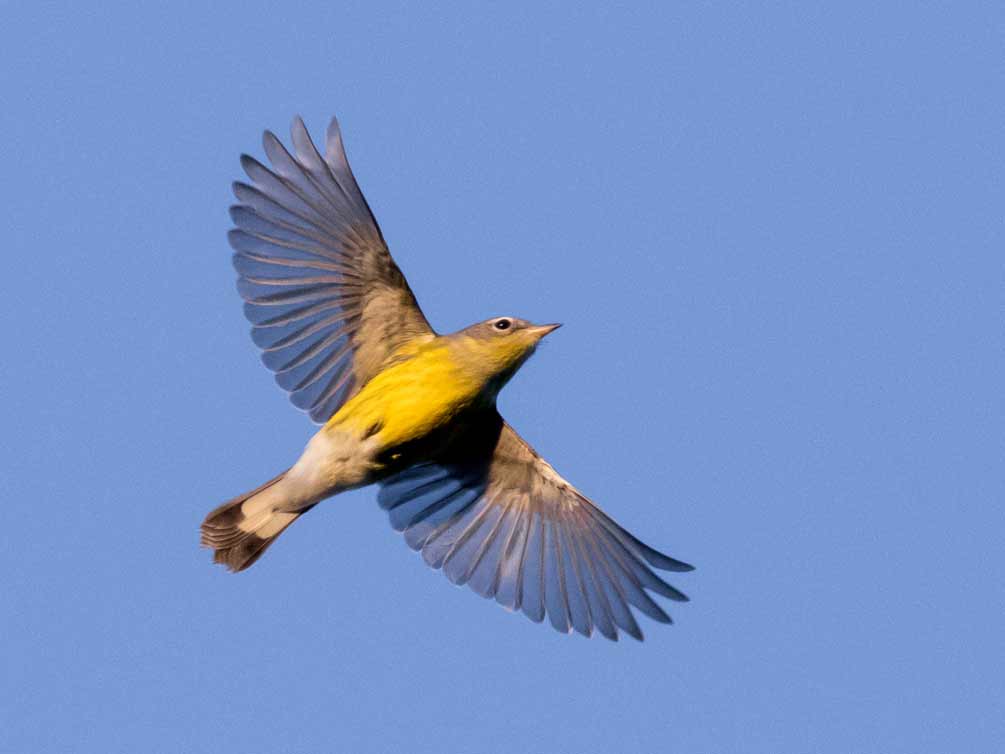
[231, 116, 433, 422]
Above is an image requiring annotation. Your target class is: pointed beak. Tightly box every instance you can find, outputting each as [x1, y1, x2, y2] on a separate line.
[528, 322, 562, 339]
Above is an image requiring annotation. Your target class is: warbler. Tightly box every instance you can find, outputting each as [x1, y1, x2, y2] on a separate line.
[201, 115, 693, 641]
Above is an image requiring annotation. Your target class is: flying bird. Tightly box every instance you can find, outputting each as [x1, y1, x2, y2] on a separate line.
[201, 116, 693, 640]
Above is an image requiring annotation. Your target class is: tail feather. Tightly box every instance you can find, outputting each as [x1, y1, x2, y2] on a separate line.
[201, 470, 308, 572]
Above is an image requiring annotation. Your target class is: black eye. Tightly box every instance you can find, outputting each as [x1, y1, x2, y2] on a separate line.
[494, 318, 511, 331]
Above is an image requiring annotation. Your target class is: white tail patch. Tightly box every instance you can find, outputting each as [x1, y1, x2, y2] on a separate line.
[238, 483, 286, 527]
[235, 480, 299, 539]
[255, 511, 298, 538]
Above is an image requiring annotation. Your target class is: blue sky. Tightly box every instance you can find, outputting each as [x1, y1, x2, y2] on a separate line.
[2, 3, 1003, 752]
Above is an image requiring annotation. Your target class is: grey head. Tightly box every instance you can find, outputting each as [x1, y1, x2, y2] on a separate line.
[458, 316, 562, 340]
[446, 316, 563, 394]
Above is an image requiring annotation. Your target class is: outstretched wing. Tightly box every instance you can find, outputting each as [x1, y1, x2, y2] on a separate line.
[230, 116, 434, 423]
[378, 414, 694, 641]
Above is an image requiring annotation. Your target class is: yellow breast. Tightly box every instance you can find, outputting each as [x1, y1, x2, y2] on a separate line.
[325, 339, 485, 449]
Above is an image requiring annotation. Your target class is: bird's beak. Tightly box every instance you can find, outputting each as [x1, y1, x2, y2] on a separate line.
[527, 323, 562, 339]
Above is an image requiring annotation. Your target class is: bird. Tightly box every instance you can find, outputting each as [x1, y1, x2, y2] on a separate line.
[201, 115, 693, 641]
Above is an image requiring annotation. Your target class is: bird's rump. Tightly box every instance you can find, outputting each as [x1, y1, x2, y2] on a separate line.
[378, 412, 694, 641]
[230, 116, 433, 423]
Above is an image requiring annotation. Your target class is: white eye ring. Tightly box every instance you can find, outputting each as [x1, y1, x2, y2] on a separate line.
[494, 318, 512, 331]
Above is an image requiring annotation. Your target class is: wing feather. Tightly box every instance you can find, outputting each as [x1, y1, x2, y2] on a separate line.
[377, 416, 693, 641]
[231, 116, 434, 423]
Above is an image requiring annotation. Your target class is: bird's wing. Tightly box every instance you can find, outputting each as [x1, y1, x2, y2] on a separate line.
[377, 414, 694, 641]
[230, 116, 434, 423]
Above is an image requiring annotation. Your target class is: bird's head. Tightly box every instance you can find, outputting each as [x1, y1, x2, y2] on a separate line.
[450, 316, 562, 395]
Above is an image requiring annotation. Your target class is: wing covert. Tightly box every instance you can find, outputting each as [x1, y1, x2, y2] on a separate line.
[231, 116, 434, 423]
[378, 416, 694, 641]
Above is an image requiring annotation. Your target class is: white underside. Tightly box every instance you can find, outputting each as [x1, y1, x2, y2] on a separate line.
[237, 428, 378, 535]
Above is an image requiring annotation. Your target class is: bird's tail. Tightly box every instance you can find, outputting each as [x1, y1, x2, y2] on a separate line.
[200, 470, 311, 572]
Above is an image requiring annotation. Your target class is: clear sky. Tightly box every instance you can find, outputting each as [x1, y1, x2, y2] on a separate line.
[2, 3, 1003, 753]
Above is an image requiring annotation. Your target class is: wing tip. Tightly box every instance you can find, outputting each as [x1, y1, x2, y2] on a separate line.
[625, 625, 645, 642]
[326, 113, 342, 136]
[647, 550, 696, 573]
[226, 227, 245, 250]
[261, 128, 280, 150]
[325, 116, 346, 160]
[238, 152, 263, 179]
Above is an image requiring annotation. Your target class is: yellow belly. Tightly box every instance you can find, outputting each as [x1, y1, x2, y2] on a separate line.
[325, 341, 484, 450]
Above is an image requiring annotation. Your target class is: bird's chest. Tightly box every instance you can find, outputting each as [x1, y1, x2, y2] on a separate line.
[329, 352, 486, 451]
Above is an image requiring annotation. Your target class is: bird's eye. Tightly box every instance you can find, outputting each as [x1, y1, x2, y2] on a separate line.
[494, 318, 511, 331]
